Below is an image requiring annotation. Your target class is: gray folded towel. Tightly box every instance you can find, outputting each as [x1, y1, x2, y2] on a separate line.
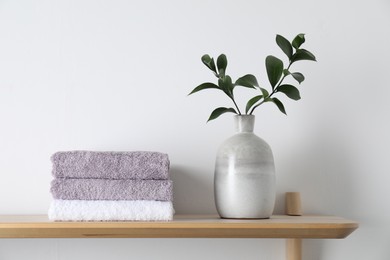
[51, 151, 170, 180]
[51, 179, 173, 201]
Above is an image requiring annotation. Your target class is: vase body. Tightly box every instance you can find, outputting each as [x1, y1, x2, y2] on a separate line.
[214, 115, 276, 219]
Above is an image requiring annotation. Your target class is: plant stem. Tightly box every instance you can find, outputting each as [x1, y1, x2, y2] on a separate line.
[248, 93, 272, 115]
[217, 73, 242, 115]
[230, 96, 242, 115]
[248, 62, 293, 115]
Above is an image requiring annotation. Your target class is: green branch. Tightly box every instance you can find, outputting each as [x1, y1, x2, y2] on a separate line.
[248, 61, 293, 115]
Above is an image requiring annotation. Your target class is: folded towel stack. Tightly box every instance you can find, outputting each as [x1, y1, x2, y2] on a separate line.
[48, 151, 174, 221]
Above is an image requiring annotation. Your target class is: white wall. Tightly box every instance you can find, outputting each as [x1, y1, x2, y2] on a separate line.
[0, 0, 389, 259]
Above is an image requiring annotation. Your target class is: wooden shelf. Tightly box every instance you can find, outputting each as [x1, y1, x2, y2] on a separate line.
[0, 214, 358, 239]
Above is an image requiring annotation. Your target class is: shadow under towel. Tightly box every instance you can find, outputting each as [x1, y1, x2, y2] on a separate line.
[51, 151, 170, 180]
[48, 200, 174, 221]
[51, 179, 173, 201]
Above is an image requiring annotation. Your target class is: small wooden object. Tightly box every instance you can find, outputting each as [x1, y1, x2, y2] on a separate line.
[286, 192, 303, 260]
[286, 192, 302, 216]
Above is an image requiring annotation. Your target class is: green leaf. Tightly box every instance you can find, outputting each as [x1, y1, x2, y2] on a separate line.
[291, 72, 305, 84]
[188, 82, 220, 95]
[218, 75, 234, 96]
[283, 69, 290, 76]
[201, 54, 217, 74]
[207, 107, 237, 122]
[277, 84, 301, 100]
[270, 97, 287, 115]
[217, 54, 228, 77]
[291, 49, 316, 63]
[259, 87, 269, 97]
[235, 74, 258, 89]
[245, 95, 263, 114]
[201, 54, 211, 64]
[265, 55, 284, 89]
[276, 35, 293, 59]
[292, 34, 305, 49]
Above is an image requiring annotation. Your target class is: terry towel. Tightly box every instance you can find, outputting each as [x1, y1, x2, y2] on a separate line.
[48, 200, 174, 221]
[51, 179, 173, 201]
[51, 151, 170, 180]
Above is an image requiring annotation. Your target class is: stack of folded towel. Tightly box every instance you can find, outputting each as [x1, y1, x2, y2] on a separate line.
[48, 151, 174, 221]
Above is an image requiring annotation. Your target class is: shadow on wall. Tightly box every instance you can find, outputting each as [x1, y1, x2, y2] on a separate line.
[170, 165, 217, 214]
[273, 125, 359, 260]
[301, 131, 358, 216]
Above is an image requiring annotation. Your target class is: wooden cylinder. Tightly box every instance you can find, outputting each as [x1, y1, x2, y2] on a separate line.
[287, 238, 302, 260]
[285, 192, 302, 216]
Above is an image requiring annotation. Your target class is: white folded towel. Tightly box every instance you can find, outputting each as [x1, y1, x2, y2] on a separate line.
[48, 200, 174, 221]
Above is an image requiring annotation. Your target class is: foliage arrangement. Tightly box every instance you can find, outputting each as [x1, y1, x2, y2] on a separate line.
[189, 34, 316, 122]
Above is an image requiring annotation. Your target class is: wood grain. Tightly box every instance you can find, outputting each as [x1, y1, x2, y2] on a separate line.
[0, 214, 358, 239]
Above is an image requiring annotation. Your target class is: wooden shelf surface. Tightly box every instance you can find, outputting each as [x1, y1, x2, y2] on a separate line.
[0, 214, 358, 239]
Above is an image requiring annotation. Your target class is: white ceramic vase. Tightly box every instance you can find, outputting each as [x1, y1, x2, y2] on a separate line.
[214, 115, 276, 219]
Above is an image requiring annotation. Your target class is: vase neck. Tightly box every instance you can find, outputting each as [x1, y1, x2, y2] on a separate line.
[235, 115, 255, 133]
